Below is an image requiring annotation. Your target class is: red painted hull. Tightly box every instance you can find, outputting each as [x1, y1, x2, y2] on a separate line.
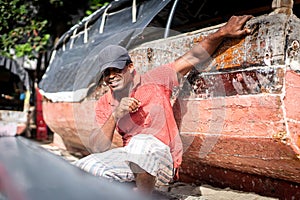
[43, 99, 123, 155]
[43, 71, 300, 183]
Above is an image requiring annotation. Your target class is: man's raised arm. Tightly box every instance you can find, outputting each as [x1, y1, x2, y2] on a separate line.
[174, 15, 253, 76]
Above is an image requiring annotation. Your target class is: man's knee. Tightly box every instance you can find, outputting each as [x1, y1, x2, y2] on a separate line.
[129, 162, 145, 174]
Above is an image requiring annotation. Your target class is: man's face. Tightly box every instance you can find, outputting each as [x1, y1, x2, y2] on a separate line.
[103, 64, 133, 92]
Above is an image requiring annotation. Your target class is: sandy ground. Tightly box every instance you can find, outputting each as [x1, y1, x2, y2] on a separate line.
[40, 143, 278, 200]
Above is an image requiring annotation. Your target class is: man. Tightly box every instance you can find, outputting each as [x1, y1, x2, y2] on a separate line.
[74, 15, 253, 195]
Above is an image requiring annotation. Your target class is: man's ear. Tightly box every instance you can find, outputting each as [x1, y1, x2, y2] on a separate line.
[128, 63, 134, 73]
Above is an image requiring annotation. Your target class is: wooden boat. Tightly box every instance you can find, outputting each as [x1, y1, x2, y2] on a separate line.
[39, 0, 300, 198]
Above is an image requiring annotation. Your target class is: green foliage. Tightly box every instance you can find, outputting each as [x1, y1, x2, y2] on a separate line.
[0, 0, 110, 60]
[86, 0, 110, 16]
[0, 0, 50, 59]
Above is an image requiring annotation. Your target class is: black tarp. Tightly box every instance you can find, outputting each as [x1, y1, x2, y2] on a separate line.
[39, 0, 172, 102]
[0, 136, 143, 200]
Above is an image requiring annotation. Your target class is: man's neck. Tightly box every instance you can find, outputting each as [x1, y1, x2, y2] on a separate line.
[113, 82, 133, 102]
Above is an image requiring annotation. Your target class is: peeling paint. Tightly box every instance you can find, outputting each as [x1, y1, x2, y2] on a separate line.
[272, 131, 287, 140]
[286, 40, 300, 71]
[178, 67, 284, 99]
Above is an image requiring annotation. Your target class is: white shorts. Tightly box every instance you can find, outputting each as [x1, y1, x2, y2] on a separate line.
[73, 134, 174, 186]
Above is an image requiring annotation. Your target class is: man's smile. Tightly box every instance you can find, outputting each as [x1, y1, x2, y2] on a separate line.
[108, 79, 121, 86]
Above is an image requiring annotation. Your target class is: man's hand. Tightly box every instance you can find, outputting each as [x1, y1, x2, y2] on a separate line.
[113, 97, 141, 120]
[218, 15, 253, 38]
[90, 97, 140, 152]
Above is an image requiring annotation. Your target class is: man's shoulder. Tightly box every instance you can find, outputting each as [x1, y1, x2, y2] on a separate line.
[142, 62, 174, 77]
[141, 62, 178, 85]
[146, 62, 175, 73]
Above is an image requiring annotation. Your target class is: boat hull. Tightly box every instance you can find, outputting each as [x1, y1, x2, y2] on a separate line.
[42, 12, 300, 198]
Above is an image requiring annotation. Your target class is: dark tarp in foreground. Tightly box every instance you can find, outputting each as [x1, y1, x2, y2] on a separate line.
[0, 136, 143, 200]
[39, 0, 172, 102]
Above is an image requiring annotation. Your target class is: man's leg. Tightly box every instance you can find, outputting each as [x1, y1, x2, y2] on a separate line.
[73, 148, 135, 182]
[125, 134, 174, 190]
[129, 162, 156, 195]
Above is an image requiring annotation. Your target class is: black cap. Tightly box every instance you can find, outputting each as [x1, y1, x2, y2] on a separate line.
[98, 45, 131, 73]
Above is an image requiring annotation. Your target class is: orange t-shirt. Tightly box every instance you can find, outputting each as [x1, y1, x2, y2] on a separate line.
[95, 63, 183, 169]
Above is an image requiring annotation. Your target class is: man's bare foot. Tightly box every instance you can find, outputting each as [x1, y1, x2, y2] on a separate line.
[129, 162, 156, 195]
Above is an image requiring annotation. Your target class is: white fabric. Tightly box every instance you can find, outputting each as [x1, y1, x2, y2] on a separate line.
[99, 4, 111, 34]
[132, 0, 137, 23]
[74, 134, 174, 186]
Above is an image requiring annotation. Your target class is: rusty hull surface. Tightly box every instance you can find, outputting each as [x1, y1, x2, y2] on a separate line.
[43, 13, 300, 198]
